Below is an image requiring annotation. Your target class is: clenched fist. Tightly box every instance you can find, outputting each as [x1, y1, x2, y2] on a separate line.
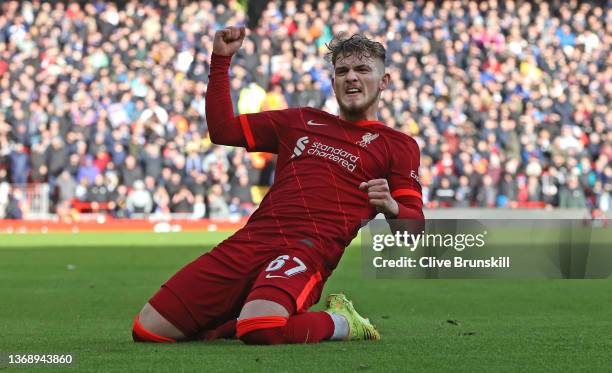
[359, 179, 399, 217]
[212, 26, 246, 57]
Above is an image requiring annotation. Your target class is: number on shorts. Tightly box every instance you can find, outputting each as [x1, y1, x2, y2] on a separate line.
[265, 255, 307, 277]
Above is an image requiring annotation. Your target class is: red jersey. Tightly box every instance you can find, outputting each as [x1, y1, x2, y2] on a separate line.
[206, 54, 423, 269]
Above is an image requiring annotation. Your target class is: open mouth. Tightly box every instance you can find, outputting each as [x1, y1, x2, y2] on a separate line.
[345, 87, 361, 97]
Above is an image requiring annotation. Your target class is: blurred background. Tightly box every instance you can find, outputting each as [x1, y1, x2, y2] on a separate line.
[0, 0, 609, 223]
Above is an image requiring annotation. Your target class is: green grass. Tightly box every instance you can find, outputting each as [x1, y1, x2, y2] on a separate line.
[1, 232, 611, 372]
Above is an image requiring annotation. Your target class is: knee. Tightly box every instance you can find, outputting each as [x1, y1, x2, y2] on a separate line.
[236, 288, 294, 345]
[132, 303, 181, 343]
[138, 303, 156, 326]
[133, 315, 175, 343]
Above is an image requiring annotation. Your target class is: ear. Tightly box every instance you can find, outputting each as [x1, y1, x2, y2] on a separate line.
[379, 72, 390, 91]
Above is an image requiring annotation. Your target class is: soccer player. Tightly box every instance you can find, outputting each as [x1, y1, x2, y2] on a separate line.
[132, 26, 423, 344]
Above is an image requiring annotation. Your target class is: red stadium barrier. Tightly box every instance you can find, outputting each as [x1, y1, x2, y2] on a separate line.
[0, 218, 249, 233]
[516, 201, 547, 209]
[71, 199, 112, 213]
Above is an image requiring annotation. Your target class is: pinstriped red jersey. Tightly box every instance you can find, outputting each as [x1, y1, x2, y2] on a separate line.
[206, 54, 422, 269]
[231, 108, 422, 268]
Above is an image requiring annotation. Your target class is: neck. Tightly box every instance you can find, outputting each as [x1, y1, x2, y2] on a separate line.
[338, 107, 379, 123]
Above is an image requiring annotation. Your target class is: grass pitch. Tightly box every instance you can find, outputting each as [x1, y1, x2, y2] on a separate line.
[1, 232, 611, 372]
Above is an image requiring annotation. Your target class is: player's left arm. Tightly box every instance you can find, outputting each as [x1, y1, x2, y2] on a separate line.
[359, 135, 424, 220]
[359, 178, 423, 220]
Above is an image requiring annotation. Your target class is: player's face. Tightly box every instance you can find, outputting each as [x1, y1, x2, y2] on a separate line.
[332, 54, 389, 118]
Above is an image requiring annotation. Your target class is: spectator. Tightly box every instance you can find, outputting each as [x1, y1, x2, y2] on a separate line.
[432, 177, 455, 207]
[110, 143, 127, 166]
[261, 84, 288, 111]
[499, 173, 519, 208]
[228, 196, 242, 219]
[142, 144, 163, 181]
[208, 184, 230, 220]
[86, 174, 111, 212]
[30, 142, 48, 183]
[559, 176, 587, 209]
[152, 186, 171, 217]
[476, 175, 497, 208]
[188, 173, 208, 197]
[230, 174, 254, 206]
[202, 146, 230, 174]
[238, 82, 266, 114]
[526, 176, 542, 202]
[66, 154, 81, 178]
[165, 172, 183, 199]
[5, 188, 25, 219]
[454, 175, 472, 207]
[75, 177, 90, 202]
[110, 185, 130, 219]
[9, 143, 29, 184]
[77, 156, 100, 185]
[170, 185, 194, 213]
[55, 170, 77, 208]
[192, 194, 206, 219]
[126, 180, 153, 215]
[121, 155, 144, 188]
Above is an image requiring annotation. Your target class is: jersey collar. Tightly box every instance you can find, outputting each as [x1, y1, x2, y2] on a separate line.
[336, 116, 384, 127]
[354, 120, 384, 127]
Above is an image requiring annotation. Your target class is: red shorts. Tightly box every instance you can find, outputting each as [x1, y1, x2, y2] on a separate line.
[148, 238, 330, 337]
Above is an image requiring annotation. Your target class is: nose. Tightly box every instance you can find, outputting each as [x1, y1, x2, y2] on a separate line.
[345, 68, 358, 81]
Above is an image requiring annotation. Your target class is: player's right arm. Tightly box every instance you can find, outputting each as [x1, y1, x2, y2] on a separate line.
[206, 26, 285, 153]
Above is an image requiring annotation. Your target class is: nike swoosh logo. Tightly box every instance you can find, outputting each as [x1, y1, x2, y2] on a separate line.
[265, 274, 289, 279]
[307, 120, 327, 126]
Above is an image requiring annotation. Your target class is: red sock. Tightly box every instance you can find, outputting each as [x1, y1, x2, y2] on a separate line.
[199, 319, 237, 341]
[284, 311, 334, 343]
[238, 312, 334, 344]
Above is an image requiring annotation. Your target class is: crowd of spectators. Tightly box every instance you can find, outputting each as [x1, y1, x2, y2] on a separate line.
[0, 0, 610, 220]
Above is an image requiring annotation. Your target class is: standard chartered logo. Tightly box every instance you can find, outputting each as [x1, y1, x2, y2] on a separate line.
[291, 136, 310, 159]
[290, 136, 359, 172]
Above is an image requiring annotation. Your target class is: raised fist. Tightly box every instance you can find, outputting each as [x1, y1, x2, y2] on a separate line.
[212, 26, 246, 57]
